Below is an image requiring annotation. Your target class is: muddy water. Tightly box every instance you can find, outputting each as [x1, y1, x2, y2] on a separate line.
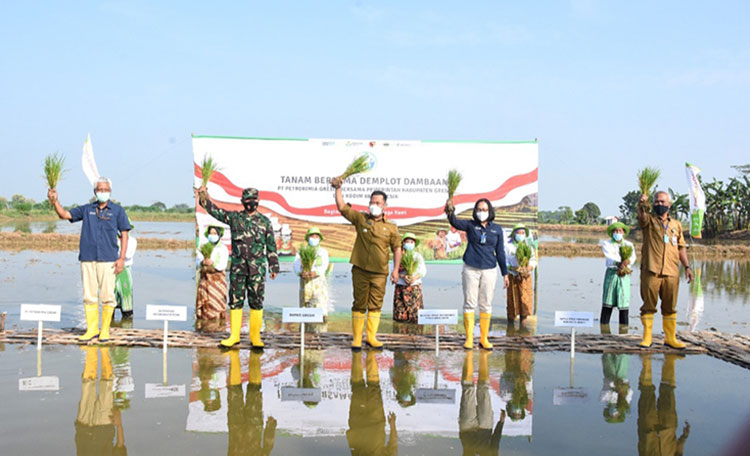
[0, 248, 747, 335]
[1, 344, 747, 455]
[0, 220, 194, 240]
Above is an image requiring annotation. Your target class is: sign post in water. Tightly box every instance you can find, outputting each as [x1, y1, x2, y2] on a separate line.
[146, 305, 187, 385]
[20, 304, 61, 351]
[553, 311, 593, 406]
[418, 309, 458, 356]
[282, 307, 324, 358]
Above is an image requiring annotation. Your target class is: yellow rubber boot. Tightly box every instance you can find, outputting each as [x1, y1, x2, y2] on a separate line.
[478, 350, 490, 384]
[98, 306, 115, 342]
[639, 314, 654, 348]
[639, 355, 653, 387]
[249, 309, 264, 348]
[463, 312, 475, 350]
[228, 350, 242, 386]
[100, 347, 113, 380]
[479, 313, 493, 350]
[462, 350, 474, 385]
[79, 305, 100, 342]
[366, 311, 383, 349]
[220, 309, 243, 348]
[81, 346, 98, 380]
[663, 315, 686, 349]
[365, 351, 380, 384]
[351, 311, 366, 350]
[350, 352, 363, 383]
[249, 350, 262, 386]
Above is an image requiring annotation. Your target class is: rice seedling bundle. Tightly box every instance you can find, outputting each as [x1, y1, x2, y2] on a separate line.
[298, 243, 318, 272]
[43, 153, 66, 189]
[338, 153, 371, 180]
[401, 251, 419, 276]
[618, 244, 633, 275]
[516, 242, 532, 268]
[637, 167, 661, 196]
[200, 242, 215, 260]
[200, 155, 221, 187]
[447, 169, 462, 199]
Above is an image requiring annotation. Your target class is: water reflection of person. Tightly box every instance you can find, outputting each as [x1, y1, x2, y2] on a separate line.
[600, 353, 632, 423]
[196, 348, 224, 413]
[75, 347, 126, 455]
[637, 355, 690, 455]
[347, 351, 398, 455]
[292, 349, 324, 409]
[226, 350, 276, 456]
[389, 351, 417, 408]
[500, 349, 533, 423]
[460, 350, 505, 455]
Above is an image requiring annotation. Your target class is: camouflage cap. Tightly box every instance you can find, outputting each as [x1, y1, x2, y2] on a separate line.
[241, 188, 259, 200]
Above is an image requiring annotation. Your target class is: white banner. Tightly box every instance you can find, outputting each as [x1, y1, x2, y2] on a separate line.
[82, 133, 100, 186]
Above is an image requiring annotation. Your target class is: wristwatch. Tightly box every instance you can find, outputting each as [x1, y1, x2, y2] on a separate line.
[684, 265, 691, 270]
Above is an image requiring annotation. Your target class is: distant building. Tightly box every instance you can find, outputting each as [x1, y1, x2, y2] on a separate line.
[604, 215, 619, 226]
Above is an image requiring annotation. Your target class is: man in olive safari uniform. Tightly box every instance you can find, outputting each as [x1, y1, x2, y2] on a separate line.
[331, 177, 401, 350]
[637, 191, 693, 349]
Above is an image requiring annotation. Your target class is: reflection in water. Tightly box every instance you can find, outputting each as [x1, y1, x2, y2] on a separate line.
[196, 348, 224, 412]
[460, 350, 505, 455]
[500, 349, 534, 423]
[347, 351, 398, 455]
[600, 354, 632, 423]
[700, 260, 749, 302]
[637, 355, 690, 456]
[75, 347, 127, 455]
[227, 350, 276, 456]
[292, 349, 324, 408]
[389, 351, 418, 407]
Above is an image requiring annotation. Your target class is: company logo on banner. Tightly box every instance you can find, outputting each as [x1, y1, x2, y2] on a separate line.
[193, 135, 538, 261]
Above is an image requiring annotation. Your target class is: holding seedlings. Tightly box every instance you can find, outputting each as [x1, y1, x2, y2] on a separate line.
[599, 222, 636, 330]
[293, 227, 330, 320]
[44, 152, 67, 189]
[393, 233, 426, 324]
[505, 224, 536, 326]
[637, 166, 661, 197]
[196, 225, 229, 321]
[199, 155, 221, 188]
[338, 153, 372, 181]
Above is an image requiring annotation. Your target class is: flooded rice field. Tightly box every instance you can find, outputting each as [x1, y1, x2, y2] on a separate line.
[1, 223, 748, 454]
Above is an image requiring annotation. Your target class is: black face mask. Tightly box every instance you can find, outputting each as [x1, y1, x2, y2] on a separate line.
[243, 201, 258, 212]
[653, 204, 669, 216]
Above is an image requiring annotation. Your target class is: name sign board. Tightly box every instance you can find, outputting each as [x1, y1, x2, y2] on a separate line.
[554, 311, 594, 328]
[418, 310, 458, 325]
[416, 388, 456, 404]
[19, 376, 60, 392]
[280, 387, 322, 402]
[145, 383, 186, 398]
[553, 387, 589, 405]
[146, 305, 187, 321]
[20, 304, 61, 322]
[282, 308, 324, 323]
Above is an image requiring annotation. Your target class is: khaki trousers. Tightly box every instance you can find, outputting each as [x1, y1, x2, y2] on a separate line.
[351, 266, 387, 312]
[462, 265, 498, 314]
[81, 261, 116, 308]
[639, 270, 679, 316]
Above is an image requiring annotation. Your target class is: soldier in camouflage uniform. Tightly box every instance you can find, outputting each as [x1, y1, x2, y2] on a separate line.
[198, 186, 279, 348]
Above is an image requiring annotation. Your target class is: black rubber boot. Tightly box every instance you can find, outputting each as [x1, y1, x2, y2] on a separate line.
[600, 306, 613, 325]
[618, 309, 629, 326]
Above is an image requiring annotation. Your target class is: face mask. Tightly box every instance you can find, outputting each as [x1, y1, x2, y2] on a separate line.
[95, 192, 110, 203]
[308, 237, 320, 247]
[653, 204, 669, 216]
[403, 242, 415, 251]
[476, 211, 489, 222]
[514, 233, 526, 243]
[207, 234, 219, 244]
[612, 233, 624, 242]
[243, 201, 259, 212]
[369, 204, 383, 217]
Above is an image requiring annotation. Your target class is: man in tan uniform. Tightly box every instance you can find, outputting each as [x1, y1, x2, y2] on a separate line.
[638, 191, 693, 349]
[331, 177, 401, 349]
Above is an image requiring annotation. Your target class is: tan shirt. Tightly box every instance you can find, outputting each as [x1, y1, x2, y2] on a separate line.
[638, 200, 686, 277]
[341, 204, 400, 274]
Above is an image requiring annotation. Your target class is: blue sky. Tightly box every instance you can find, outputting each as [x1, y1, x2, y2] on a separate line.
[1, 1, 748, 216]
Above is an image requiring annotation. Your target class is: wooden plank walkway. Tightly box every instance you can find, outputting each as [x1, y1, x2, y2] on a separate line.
[2, 328, 749, 369]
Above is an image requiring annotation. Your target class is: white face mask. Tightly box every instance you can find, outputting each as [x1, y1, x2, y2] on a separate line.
[95, 192, 110, 203]
[308, 237, 320, 247]
[514, 233, 526, 243]
[476, 210, 489, 222]
[207, 234, 220, 244]
[403, 241, 415, 251]
[369, 204, 383, 217]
